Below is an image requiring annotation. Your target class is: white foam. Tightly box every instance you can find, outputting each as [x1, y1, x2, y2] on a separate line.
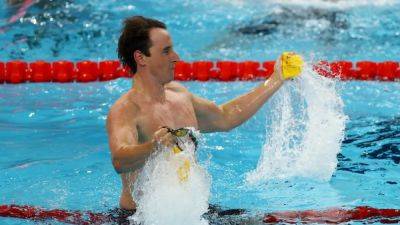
[130, 129, 210, 225]
[246, 62, 347, 184]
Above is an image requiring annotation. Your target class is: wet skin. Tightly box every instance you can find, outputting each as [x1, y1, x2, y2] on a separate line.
[107, 28, 286, 209]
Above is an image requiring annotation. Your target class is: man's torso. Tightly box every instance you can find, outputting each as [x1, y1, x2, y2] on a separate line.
[113, 82, 199, 209]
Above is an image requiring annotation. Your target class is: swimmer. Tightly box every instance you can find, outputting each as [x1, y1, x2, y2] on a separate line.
[236, 5, 348, 37]
[106, 15, 302, 220]
[7, 0, 25, 5]
[1, 0, 35, 33]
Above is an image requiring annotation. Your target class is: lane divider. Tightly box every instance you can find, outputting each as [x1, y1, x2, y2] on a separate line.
[263, 206, 400, 224]
[1, 204, 399, 224]
[0, 60, 399, 84]
[0, 204, 108, 225]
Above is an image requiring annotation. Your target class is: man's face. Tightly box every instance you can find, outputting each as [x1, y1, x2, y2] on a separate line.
[145, 28, 180, 84]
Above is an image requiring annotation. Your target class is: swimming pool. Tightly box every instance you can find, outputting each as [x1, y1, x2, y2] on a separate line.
[1, 0, 399, 224]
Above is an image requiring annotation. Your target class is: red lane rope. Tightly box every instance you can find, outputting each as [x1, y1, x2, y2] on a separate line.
[263, 206, 400, 224]
[0, 60, 399, 84]
[0, 204, 108, 225]
[1, 204, 399, 224]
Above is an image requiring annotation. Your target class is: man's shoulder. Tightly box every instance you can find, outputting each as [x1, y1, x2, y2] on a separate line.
[166, 81, 191, 94]
[108, 92, 139, 119]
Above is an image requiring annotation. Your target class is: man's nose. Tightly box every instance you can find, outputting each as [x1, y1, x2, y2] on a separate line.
[172, 50, 180, 62]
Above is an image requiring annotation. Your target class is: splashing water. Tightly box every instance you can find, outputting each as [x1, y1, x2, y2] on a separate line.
[130, 129, 211, 225]
[246, 63, 347, 184]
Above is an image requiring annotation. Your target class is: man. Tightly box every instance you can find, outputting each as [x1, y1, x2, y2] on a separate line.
[107, 15, 292, 214]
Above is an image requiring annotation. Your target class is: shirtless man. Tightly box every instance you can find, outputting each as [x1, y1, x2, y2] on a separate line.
[106, 16, 289, 212]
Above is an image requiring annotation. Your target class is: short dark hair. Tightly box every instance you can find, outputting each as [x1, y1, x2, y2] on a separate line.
[117, 16, 166, 74]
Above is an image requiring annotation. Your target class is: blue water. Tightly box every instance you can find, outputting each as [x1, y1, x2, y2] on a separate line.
[1, 0, 400, 224]
[1, 0, 400, 61]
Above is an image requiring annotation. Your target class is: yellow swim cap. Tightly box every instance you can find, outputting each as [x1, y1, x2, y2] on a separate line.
[281, 52, 303, 80]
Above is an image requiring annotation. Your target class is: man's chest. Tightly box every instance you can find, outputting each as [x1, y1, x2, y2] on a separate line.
[136, 94, 198, 141]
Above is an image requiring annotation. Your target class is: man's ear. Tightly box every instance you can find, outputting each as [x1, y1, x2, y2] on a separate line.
[134, 50, 146, 66]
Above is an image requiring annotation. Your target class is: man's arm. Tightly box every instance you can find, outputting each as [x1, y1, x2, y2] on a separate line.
[192, 59, 284, 133]
[107, 103, 177, 173]
[106, 104, 154, 174]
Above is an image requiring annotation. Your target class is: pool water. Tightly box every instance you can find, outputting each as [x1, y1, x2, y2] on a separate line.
[1, 80, 399, 224]
[1, 0, 400, 224]
[1, 0, 400, 61]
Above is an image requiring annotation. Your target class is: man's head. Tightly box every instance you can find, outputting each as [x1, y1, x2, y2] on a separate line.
[118, 16, 179, 83]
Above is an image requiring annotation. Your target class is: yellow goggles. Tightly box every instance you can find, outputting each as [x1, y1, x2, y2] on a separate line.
[163, 127, 198, 150]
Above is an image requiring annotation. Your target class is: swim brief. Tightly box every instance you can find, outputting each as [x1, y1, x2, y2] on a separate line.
[106, 205, 246, 225]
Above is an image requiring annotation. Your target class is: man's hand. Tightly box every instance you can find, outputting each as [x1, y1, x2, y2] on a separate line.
[269, 52, 303, 83]
[270, 54, 285, 83]
[152, 127, 177, 148]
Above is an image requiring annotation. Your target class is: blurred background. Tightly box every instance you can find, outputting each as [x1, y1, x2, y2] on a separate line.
[1, 0, 400, 62]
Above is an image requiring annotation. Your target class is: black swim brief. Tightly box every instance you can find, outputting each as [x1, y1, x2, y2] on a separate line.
[107, 208, 136, 225]
[106, 205, 246, 225]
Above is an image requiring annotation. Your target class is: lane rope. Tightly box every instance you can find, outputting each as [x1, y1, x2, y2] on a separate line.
[1, 204, 400, 224]
[0, 60, 399, 83]
[263, 206, 400, 224]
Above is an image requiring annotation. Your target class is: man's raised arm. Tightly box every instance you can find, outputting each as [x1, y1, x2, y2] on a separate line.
[193, 74, 283, 133]
[192, 57, 287, 133]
